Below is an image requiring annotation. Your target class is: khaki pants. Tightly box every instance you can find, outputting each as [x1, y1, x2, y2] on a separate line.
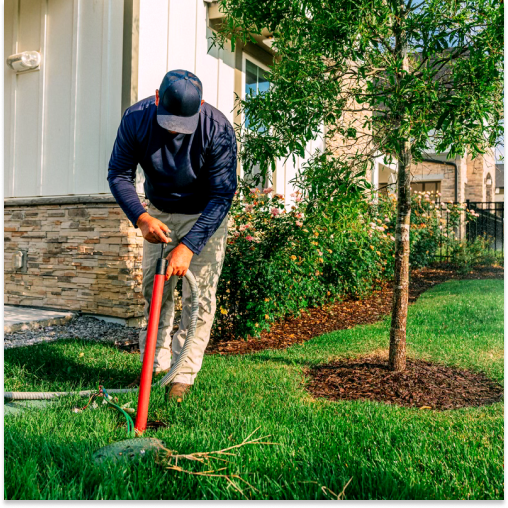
[138, 204, 229, 385]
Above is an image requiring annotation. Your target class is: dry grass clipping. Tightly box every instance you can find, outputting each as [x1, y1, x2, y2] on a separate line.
[155, 427, 278, 498]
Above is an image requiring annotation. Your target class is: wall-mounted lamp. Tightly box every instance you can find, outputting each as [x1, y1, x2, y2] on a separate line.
[6, 51, 41, 72]
[486, 178, 492, 186]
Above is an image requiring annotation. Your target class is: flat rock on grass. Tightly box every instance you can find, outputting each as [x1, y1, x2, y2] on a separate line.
[307, 353, 503, 411]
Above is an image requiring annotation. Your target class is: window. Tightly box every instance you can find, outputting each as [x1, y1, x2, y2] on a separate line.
[411, 181, 441, 200]
[244, 58, 269, 131]
[243, 57, 271, 189]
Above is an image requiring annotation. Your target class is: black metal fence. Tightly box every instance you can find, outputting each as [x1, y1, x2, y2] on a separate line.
[466, 201, 504, 253]
[433, 201, 504, 262]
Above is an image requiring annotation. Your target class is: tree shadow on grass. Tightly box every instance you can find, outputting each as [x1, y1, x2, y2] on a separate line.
[4, 339, 142, 391]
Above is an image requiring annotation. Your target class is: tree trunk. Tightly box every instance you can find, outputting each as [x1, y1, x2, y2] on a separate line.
[389, 3, 411, 372]
[389, 141, 412, 371]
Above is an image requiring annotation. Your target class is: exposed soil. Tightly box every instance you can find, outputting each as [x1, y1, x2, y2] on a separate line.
[307, 352, 503, 410]
[206, 265, 503, 356]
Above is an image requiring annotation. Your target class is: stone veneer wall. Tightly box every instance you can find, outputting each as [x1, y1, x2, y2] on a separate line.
[466, 151, 496, 203]
[4, 197, 146, 324]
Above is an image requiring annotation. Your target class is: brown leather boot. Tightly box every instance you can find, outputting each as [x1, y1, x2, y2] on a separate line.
[165, 382, 192, 402]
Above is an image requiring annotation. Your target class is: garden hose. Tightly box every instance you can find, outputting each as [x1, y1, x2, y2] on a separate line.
[4, 270, 200, 401]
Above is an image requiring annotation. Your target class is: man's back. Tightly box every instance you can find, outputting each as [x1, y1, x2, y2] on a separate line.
[108, 96, 237, 255]
[109, 97, 237, 216]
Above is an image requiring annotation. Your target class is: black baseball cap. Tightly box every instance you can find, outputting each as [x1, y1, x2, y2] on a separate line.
[157, 69, 203, 134]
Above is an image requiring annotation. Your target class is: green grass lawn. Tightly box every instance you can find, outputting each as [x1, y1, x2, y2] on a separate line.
[4, 279, 504, 500]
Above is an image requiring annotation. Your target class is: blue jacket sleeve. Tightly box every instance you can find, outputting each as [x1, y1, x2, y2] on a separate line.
[107, 112, 147, 228]
[180, 124, 238, 255]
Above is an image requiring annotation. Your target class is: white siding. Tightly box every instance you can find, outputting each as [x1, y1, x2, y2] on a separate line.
[217, 39, 236, 124]
[135, 0, 239, 194]
[166, 0, 196, 73]
[4, 0, 280, 199]
[4, 0, 124, 198]
[137, 0, 236, 120]
[137, 0, 169, 100]
[4, 0, 17, 198]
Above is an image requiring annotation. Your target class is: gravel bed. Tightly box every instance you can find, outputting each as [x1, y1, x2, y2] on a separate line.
[4, 315, 145, 350]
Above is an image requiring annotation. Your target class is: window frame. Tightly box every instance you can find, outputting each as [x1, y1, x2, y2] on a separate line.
[241, 53, 271, 119]
[240, 52, 272, 186]
[410, 180, 442, 201]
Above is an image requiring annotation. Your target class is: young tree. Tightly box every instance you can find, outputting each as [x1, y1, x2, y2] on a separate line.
[213, 0, 503, 371]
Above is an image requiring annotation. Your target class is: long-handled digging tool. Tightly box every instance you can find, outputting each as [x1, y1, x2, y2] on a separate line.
[4, 240, 199, 463]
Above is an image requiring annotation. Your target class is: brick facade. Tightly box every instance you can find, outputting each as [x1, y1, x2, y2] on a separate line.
[4, 198, 146, 324]
[465, 150, 496, 202]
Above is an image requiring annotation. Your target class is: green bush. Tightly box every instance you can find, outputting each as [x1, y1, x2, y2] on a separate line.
[449, 236, 504, 274]
[376, 192, 477, 268]
[212, 160, 395, 341]
[211, 156, 482, 342]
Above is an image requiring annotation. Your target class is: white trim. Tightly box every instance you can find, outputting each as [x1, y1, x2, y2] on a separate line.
[8, 0, 19, 197]
[412, 174, 444, 182]
[241, 51, 270, 113]
[36, 0, 48, 196]
[194, 0, 199, 73]
[69, 0, 80, 194]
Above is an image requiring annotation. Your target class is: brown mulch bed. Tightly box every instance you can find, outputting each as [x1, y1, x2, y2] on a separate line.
[114, 265, 503, 356]
[307, 352, 503, 410]
[206, 265, 503, 356]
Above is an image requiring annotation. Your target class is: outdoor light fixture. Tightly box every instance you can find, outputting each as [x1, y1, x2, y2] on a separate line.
[486, 177, 492, 186]
[6, 51, 41, 72]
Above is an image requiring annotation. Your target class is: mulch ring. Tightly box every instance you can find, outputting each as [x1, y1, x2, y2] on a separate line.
[306, 352, 503, 411]
[206, 265, 503, 356]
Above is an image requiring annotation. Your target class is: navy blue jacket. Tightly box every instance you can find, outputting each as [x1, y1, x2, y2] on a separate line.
[108, 97, 237, 255]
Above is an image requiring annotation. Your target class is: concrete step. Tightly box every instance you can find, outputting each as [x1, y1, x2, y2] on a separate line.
[4, 305, 75, 334]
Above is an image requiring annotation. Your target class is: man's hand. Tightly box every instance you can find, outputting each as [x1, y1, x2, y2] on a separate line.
[136, 212, 170, 243]
[166, 243, 194, 279]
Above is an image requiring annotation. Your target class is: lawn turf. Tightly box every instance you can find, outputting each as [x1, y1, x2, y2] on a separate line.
[4, 279, 504, 500]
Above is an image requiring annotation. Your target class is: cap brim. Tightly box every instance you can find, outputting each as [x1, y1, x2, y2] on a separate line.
[157, 103, 200, 134]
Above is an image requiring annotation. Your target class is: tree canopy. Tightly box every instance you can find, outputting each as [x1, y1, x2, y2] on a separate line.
[213, 0, 503, 184]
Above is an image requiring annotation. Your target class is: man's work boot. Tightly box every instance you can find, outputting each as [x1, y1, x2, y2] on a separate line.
[165, 382, 192, 403]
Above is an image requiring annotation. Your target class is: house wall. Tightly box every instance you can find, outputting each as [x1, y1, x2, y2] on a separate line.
[136, 0, 237, 124]
[326, 59, 375, 188]
[4, 0, 124, 198]
[4, 199, 145, 323]
[465, 150, 496, 202]
[494, 189, 504, 202]
[410, 160, 459, 203]
[3, 0, 284, 319]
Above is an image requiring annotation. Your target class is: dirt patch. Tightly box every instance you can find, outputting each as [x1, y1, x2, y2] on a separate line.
[307, 353, 503, 410]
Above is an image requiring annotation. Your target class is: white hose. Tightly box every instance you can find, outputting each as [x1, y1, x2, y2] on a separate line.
[4, 271, 200, 401]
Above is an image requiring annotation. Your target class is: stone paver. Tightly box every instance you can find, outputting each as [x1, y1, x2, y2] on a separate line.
[4, 305, 75, 334]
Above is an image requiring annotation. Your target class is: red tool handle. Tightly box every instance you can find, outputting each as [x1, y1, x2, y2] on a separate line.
[134, 257, 168, 434]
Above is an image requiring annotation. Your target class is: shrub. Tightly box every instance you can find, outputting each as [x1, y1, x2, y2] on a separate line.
[376, 192, 477, 268]
[211, 156, 480, 342]
[212, 158, 395, 341]
[449, 236, 503, 274]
